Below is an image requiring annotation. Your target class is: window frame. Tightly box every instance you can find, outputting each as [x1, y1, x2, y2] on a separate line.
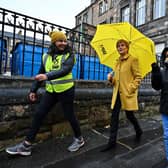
[153, 0, 166, 19]
[121, 5, 130, 22]
[135, 0, 146, 26]
[99, 1, 104, 15]
[99, 0, 108, 16]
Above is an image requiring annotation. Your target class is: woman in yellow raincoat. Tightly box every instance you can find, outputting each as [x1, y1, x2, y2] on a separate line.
[101, 39, 143, 152]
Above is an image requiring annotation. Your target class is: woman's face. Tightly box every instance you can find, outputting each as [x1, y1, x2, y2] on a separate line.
[117, 42, 129, 56]
[55, 39, 67, 51]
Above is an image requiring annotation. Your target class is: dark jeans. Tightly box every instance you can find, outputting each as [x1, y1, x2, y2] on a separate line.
[109, 92, 142, 144]
[26, 86, 81, 142]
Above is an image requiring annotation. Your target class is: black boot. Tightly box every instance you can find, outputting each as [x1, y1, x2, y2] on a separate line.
[135, 129, 143, 142]
[100, 142, 116, 152]
[125, 111, 143, 142]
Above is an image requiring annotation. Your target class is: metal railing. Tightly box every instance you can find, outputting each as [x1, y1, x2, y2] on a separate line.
[0, 7, 112, 80]
[0, 7, 151, 85]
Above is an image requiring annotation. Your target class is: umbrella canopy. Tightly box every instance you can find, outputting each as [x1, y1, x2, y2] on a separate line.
[90, 22, 156, 78]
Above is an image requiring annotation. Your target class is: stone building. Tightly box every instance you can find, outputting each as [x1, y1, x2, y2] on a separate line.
[75, 0, 168, 60]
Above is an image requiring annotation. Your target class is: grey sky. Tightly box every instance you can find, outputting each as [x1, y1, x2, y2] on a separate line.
[0, 0, 90, 28]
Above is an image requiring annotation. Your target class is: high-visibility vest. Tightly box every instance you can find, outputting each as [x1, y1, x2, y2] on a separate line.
[43, 53, 74, 93]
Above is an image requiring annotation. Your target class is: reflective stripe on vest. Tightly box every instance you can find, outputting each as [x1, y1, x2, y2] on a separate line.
[43, 53, 74, 93]
[46, 79, 74, 84]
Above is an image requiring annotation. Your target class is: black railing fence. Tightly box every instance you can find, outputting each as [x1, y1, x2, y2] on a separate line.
[0, 7, 151, 85]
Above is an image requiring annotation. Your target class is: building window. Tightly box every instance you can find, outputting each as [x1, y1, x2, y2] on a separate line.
[155, 43, 165, 64]
[77, 16, 82, 25]
[104, 0, 108, 12]
[83, 13, 88, 23]
[136, 0, 146, 26]
[121, 6, 130, 22]
[99, 0, 108, 15]
[153, 0, 166, 19]
[110, 0, 114, 8]
[99, 1, 104, 15]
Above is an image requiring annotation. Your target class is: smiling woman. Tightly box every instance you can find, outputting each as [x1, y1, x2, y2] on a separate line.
[5, 30, 85, 156]
[0, 0, 90, 28]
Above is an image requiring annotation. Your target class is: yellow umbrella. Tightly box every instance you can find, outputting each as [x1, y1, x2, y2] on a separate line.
[90, 22, 156, 78]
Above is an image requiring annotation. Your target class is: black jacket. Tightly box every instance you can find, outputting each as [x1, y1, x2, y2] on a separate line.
[151, 63, 168, 114]
[30, 45, 75, 93]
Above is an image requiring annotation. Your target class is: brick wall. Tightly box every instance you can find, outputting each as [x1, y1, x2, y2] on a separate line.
[0, 76, 160, 150]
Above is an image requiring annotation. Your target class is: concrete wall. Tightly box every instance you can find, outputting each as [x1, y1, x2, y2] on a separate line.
[0, 76, 160, 150]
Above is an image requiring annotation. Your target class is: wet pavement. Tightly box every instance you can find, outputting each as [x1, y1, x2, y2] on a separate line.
[0, 115, 166, 168]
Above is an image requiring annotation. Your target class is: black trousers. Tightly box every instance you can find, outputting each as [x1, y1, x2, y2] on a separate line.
[26, 86, 81, 142]
[109, 92, 142, 144]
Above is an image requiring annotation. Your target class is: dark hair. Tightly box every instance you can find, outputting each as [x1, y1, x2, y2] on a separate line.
[160, 47, 168, 67]
[47, 43, 72, 57]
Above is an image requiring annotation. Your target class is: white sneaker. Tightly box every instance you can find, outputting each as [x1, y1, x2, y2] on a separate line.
[5, 142, 32, 156]
[68, 137, 85, 152]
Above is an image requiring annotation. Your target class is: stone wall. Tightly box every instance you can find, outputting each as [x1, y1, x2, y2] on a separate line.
[0, 76, 160, 150]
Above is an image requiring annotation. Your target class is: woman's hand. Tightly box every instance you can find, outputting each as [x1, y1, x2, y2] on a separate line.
[35, 74, 47, 81]
[28, 92, 38, 102]
[107, 72, 114, 83]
